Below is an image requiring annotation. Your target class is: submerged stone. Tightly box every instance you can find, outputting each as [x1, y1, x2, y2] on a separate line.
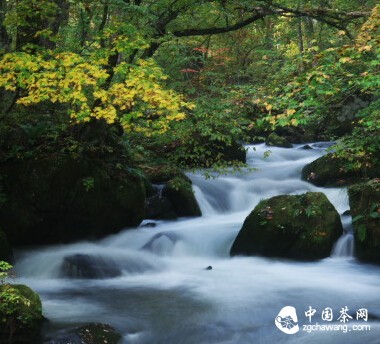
[61, 254, 122, 279]
[141, 232, 179, 255]
[45, 323, 122, 344]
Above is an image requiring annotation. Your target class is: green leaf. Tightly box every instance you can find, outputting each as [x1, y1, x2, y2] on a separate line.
[357, 224, 367, 242]
[352, 215, 365, 223]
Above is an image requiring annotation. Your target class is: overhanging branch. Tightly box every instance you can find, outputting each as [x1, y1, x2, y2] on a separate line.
[171, 5, 370, 38]
[173, 9, 271, 37]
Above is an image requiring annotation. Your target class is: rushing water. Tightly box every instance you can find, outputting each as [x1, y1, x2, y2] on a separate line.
[15, 143, 380, 344]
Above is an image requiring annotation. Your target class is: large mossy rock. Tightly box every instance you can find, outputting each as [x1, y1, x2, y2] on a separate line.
[0, 157, 146, 245]
[302, 153, 380, 187]
[45, 323, 122, 344]
[142, 164, 183, 184]
[219, 141, 247, 163]
[0, 229, 13, 263]
[265, 133, 292, 148]
[143, 167, 201, 219]
[177, 140, 246, 168]
[275, 126, 314, 144]
[0, 284, 43, 344]
[230, 192, 343, 260]
[301, 153, 354, 187]
[145, 190, 177, 220]
[348, 180, 380, 263]
[162, 176, 202, 217]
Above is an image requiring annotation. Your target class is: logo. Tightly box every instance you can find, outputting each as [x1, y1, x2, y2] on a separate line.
[275, 306, 299, 334]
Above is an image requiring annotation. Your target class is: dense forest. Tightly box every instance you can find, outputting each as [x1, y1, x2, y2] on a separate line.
[0, 1, 379, 343]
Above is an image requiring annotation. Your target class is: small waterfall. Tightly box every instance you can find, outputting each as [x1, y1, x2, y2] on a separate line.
[331, 215, 355, 258]
[332, 233, 355, 258]
[192, 185, 219, 216]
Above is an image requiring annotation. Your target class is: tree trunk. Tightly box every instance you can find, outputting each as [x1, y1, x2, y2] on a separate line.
[297, 17, 304, 72]
[0, 0, 10, 51]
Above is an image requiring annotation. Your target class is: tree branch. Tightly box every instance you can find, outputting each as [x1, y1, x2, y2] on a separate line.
[173, 9, 271, 37]
[171, 4, 369, 38]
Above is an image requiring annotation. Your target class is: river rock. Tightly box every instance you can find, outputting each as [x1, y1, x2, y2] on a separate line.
[348, 180, 380, 263]
[143, 164, 183, 184]
[302, 152, 380, 187]
[265, 133, 292, 148]
[0, 284, 43, 344]
[178, 140, 246, 168]
[45, 323, 122, 344]
[161, 176, 202, 217]
[275, 126, 308, 144]
[0, 157, 146, 245]
[230, 192, 343, 260]
[145, 188, 178, 220]
[141, 232, 179, 255]
[144, 170, 201, 219]
[61, 254, 122, 279]
[219, 141, 247, 163]
[301, 153, 353, 187]
[0, 228, 13, 263]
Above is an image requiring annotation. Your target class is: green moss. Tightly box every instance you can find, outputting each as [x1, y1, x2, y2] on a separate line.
[265, 133, 292, 148]
[141, 163, 182, 184]
[348, 180, 380, 263]
[302, 153, 379, 187]
[231, 192, 342, 260]
[301, 153, 352, 187]
[163, 176, 202, 217]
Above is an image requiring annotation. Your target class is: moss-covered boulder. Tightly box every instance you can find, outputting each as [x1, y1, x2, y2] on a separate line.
[142, 164, 183, 184]
[301, 153, 354, 187]
[176, 140, 246, 168]
[45, 323, 122, 344]
[0, 284, 43, 344]
[145, 189, 178, 220]
[0, 229, 13, 263]
[265, 133, 292, 148]
[142, 166, 201, 219]
[162, 176, 202, 217]
[219, 141, 246, 163]
[0, 157, 146, 245]
[230, 192, 343, 260]
[275, 126, 312, 144]
[302, 153, 380, 187]
[348, 180, 380, 263]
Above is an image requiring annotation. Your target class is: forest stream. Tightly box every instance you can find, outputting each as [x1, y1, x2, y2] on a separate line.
[14, 143, 380, 344]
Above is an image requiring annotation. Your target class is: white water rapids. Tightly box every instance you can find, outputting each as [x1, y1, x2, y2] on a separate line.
[14, 143, 380, 343]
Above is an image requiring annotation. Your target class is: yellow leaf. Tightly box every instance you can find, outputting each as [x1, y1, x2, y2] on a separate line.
[358, 45, 372, 52]
[339, 57, 352, 63]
